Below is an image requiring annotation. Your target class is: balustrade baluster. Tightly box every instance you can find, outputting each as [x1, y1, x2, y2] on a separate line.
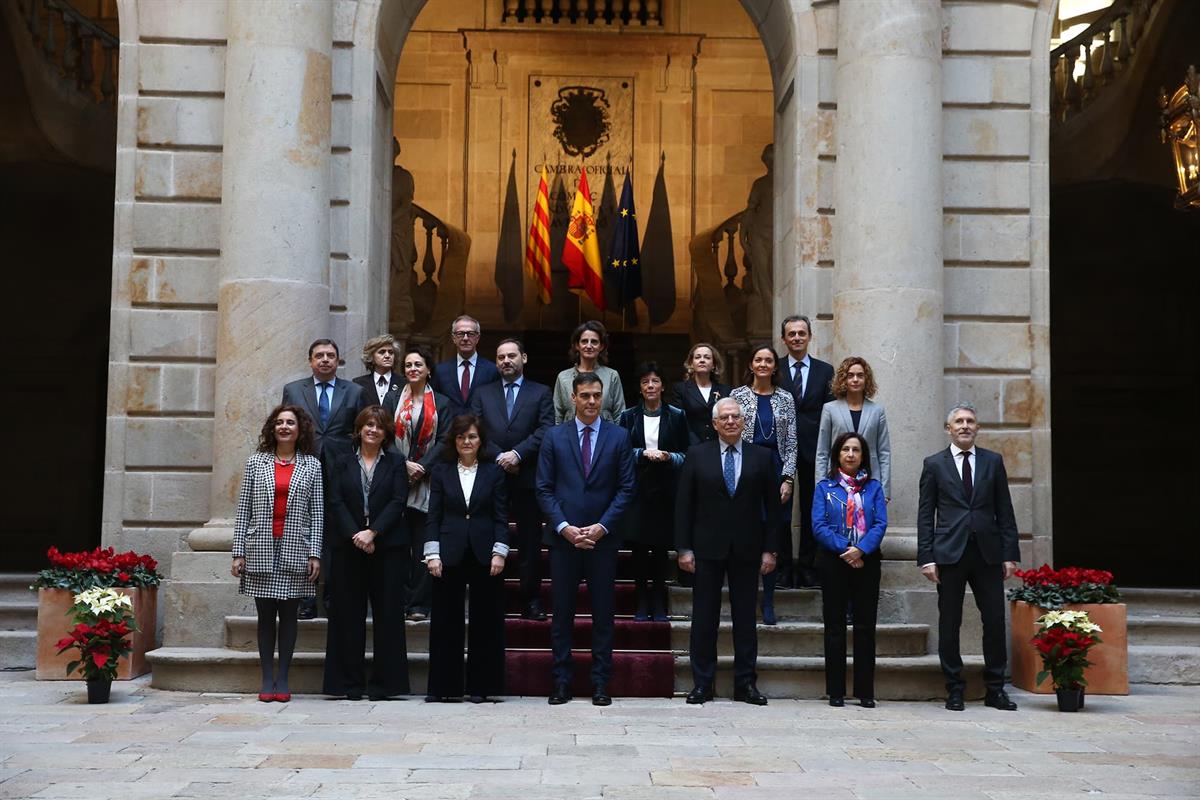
[101, 44, 115, 103]
[1080, 44, 1095, 103]
[63, 18, 79, 80]
[43, 7, 56, 60]
[628, 0, 642, 26]
[1127, 0, 1144, 47]
[422, 220, 437, 283]
[79, 34, 95, 98]
[1115, 16, 1131, 65]
[25, 0, 39, 37]
[554, 0, 566, 23]
[1062, 51, 1080, 118]
[645, 0, 660, 24]
[1098, 27, 1114, 84]
[503, 0, 518, 21]
[723, 229, 738, 286]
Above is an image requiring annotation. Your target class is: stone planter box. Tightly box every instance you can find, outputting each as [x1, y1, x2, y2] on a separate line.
[1010, 600, 1128, 695]
[36, 587, 157, 680]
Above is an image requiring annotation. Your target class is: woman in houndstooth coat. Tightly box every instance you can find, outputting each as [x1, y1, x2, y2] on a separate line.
[231, 404, 324, 702]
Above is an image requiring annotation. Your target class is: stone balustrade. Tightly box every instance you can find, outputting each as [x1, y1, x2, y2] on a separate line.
[502, 0, 662, 27]
[15, 0, 117, 105]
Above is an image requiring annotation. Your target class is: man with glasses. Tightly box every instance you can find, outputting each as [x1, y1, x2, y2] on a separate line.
[432, 315, 499, 418]
[676, 397, 779, 705]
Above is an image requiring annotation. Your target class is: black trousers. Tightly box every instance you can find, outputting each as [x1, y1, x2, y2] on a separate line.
[322, 545, 410, 697]
[509, 486, 544, 602]
[428, 555, 506, 698]
[690, 555, 759, 690]
[549, 544, 617, 687]
[794, 462, 818, 572]
[818, 549, 881, 700]
[405, 508, 431, 613]
[937, 537, 1007, 692]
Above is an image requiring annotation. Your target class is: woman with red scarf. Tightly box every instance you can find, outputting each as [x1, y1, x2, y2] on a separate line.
[812, 431, 887, 708]
[385, 345, 451, 621]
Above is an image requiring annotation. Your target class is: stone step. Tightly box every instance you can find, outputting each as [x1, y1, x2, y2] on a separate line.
[1128, 645, 1200, 685]
[147, 645, 979, 700]
[225, 616, 429, 653]
[668, 621, 929, 657]
[1128, 615, 1200, 647]
[673, 654, 988, 701]
[668, 586, 822, 620]
[0, 574, 36, 603]
[0, 600, 39, 631]
[1121, 588, 1200, 617]
[0, 630, 36, 670]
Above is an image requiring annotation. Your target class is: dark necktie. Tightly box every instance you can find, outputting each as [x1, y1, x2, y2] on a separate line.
[318, 382, 331, 427]
[505, 382, 516, 420]
[460, 360, 471, 402]
[723, 445, 736, 495]
[961, 451, 973, 503]
[794, 361, 805, 396]
[581, 425, 593, 479]
[377, 375, 387, 401]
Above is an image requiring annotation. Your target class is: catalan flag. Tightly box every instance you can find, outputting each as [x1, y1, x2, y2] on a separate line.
[563, 165, 605, 311]
[524, 164, 553, 304]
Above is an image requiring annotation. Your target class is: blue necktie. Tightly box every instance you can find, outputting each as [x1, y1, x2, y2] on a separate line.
[723, 445, 736, 495]
[318, 382, 331, 428]
[794, 361, 805, 396]
[505, 382, 516, 420]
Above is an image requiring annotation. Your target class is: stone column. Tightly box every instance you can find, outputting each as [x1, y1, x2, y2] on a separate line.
[833, 2, 944, 529]
[188, 1, 333, 550]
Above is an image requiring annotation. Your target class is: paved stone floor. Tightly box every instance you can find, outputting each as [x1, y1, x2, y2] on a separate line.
[0, 672, 1196, 799]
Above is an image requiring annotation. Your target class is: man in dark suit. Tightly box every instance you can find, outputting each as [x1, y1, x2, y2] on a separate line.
[353, 334, 401, 406]
[918, 402, 1021, 712]
[536, 372, 636, 706]
[471, 338, 555, 621]
[676, 397, 779, 706]
[431, 315, 500, 417]
[281, 338, 366, 618]
[776, 314, 835, 589]
[281, 339, 366, 462]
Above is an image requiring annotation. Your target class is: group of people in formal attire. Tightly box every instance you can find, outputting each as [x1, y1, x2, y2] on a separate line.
[230, 313, 1021, 713]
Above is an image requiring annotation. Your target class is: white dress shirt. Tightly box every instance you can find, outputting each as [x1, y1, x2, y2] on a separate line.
[424, 461, 510, 559]
[787, 354, 811, 397]
[457, 352, 479, 389]
[372, 371, 392, 404]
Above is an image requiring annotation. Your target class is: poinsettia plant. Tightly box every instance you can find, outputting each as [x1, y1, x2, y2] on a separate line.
[1032, 609, 1102, 690]
[31, 547, 162, 593]
[55, 588, 138, 681]
[1007, 564, 1120, 608]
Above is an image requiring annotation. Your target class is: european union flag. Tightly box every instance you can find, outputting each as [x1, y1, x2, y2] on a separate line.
[605, 172, 642, 310]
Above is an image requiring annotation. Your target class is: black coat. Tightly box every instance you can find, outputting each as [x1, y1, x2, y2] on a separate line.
[354, 372, 402, 407]
[431, 357, 501, 419]
[424, 461, 510, 567]
[470, 378, 555, 490]
[671, 379, 732, 445]
[916, 447, 1020, 567]
[777, 357, 834, 467]
[323, 450, 410, 549]
[617, 403, 690, 547]
[675, 439, 781, 562]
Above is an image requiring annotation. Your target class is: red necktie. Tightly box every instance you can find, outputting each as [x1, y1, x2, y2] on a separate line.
[460, 360, 471, 402]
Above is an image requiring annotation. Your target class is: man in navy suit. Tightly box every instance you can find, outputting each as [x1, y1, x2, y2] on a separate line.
[471, 338, 555, 621]
[536, 372, 636, 706]
[776, 314, 835, 589]
[918, 403, 1021, 712]
[431, 315, 499, 417]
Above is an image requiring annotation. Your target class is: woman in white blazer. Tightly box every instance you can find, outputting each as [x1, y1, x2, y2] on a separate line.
[231, 404, 324, 703]
[815, 357, 892, 500]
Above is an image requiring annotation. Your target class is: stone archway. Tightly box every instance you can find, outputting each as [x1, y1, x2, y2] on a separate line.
[349, 0, 814, 344]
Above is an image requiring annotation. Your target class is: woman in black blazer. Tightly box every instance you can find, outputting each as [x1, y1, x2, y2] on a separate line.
[618, 362, 690, 621]
[672, 342, 732, 445]
[322, 406, 411, 700]
[424, 413, 509, 702]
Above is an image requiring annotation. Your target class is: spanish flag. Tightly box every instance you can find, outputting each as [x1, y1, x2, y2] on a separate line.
[524, 164, 553, 304]
[563, 166, 605, 311]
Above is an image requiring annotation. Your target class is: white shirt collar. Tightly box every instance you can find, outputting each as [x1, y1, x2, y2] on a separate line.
[788, 353, 811, 369]
[951, 444, 977, 458]
[720, 438, 743, 455]
[460, 353, 478, 367]
[374, 370, 392, 382]
[313, 375, 336, 388]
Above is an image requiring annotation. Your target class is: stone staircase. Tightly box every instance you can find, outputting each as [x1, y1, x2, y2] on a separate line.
[1124, 588, 1200, 684]
[0, 574, 37, 670]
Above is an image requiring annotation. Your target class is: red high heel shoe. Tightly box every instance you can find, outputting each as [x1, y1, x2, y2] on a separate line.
[273, 692, 291, 703]
[257, 693, 274, 703]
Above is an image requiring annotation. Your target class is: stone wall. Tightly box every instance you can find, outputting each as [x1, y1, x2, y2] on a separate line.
[104, 0, 1054, 647]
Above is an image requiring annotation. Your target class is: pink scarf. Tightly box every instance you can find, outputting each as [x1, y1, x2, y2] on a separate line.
[837, 469, 868, 546]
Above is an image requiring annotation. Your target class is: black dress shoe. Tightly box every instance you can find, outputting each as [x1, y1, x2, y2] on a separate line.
[733, 684, 768, 706]
[345, 692, 362, 701]
[796, 569, 822, 590]
[685, 686, 713, 705]
[858, 698, 876, 708]
[592, 685, 612, 706]
[469, 695, 487, 704]
[945, 690, 965, 711]
[522, 600, 548, 621]
[828, 696, 844, 707]
[548, 683, 571, 705]
[984, 689, 1018, 710]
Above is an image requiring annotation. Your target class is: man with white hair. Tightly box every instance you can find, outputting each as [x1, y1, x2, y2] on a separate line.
[917, 403, 1020, 712]
[431, 315, 499, 418]
[676, 397, 779, 705]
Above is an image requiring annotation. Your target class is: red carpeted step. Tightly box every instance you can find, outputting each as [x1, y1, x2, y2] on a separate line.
[503, 580, 643, 616]
[505, 617, 671, 650]
[500, 548, 644, 580]
[504, 649, 675, 697]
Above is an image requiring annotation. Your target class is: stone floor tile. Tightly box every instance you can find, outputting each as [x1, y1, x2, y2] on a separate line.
[651, 770, 754, 787]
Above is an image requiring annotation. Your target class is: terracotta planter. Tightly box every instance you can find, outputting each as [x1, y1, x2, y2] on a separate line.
[36, 587, 157, 680]
[1010, 600, 1128, 695]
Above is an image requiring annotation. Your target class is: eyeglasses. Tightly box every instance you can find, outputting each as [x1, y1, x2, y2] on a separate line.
[716, 413, 743, 422]
[451, 331, 480, 339]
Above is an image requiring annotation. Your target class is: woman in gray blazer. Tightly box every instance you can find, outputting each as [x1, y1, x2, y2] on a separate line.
[815, 357, 892, 500]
